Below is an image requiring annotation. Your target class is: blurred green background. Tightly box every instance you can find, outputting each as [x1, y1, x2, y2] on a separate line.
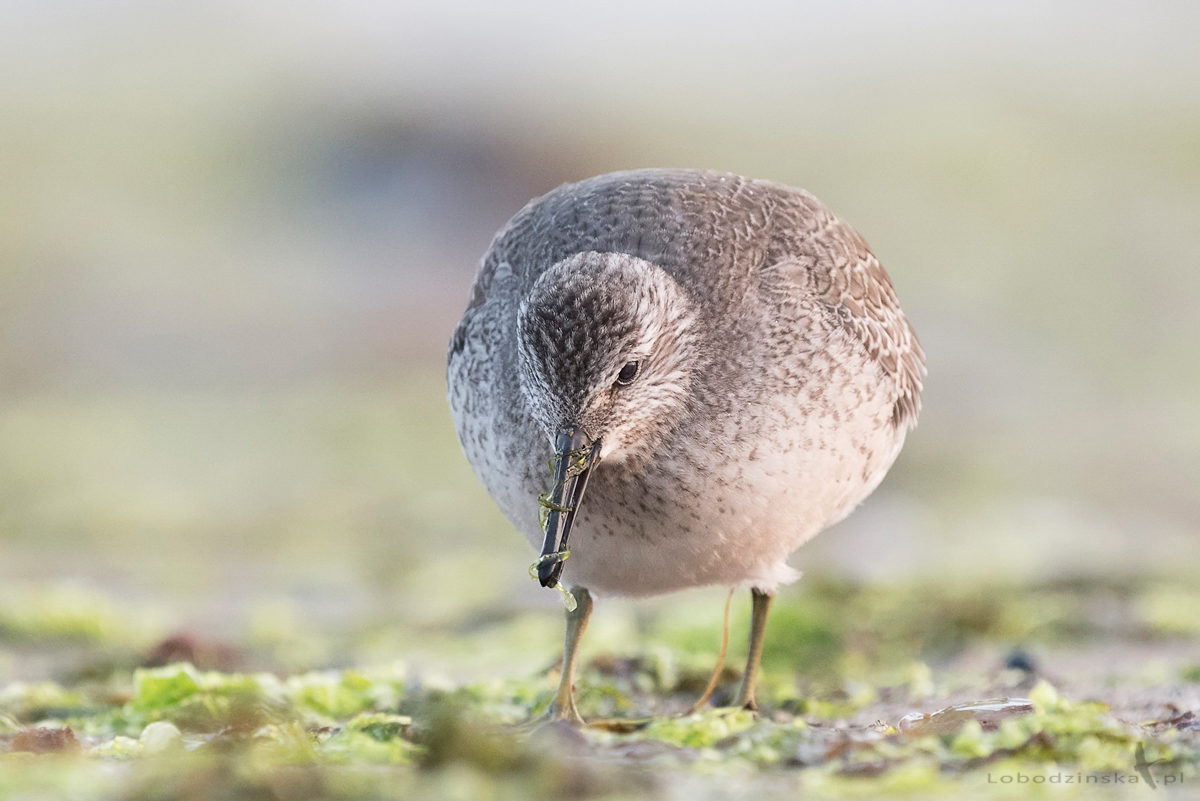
[1, 2, 1198, 682]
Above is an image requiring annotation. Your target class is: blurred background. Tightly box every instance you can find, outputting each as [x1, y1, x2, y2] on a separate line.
[1, 1, 1197, 682]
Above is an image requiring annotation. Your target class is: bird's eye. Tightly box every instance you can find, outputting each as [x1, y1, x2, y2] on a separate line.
[615, 361, 640, 386]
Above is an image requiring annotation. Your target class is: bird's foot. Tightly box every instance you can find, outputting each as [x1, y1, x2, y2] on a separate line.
[524, 696, 586, 729]
[526, 698, 656, 732]
[731, 672, 762, 715]
[547, 700, 586, 727]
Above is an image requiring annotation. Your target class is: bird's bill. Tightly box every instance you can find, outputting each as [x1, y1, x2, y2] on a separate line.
[536, 425, 600, 587]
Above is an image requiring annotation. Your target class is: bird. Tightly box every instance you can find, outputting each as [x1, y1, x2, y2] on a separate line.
[447, 168, 924, 723]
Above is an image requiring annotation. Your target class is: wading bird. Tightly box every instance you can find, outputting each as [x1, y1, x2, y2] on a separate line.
[448, 169, 924, 723]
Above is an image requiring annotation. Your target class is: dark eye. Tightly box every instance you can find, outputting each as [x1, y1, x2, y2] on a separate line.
[615, 361, 640, 386]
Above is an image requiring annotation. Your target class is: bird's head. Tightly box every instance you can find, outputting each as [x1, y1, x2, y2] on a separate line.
[515, 251, 701, 585]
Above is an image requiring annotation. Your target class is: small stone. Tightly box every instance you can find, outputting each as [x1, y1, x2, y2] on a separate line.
[1004, 649, 1037, 673]
[12, 727, 80, 754]
[140, 721, 184, 754]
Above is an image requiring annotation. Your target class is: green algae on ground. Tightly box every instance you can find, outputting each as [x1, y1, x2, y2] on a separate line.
[1, 658, 1193, 801]
[2, 576, 1199, 799]
[639, 708, 758, 748]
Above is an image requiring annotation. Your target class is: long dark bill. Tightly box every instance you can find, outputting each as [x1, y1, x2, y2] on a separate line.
[537, 425, 600, 587]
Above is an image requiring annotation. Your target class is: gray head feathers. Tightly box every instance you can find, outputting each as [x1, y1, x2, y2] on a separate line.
[516, 251, 699, 463]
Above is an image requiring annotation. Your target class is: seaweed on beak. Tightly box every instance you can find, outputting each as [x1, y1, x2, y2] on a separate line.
[528, 425, 599, 609]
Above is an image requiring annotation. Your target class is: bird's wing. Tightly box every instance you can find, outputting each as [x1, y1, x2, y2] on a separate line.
[766, 199, 926, 430]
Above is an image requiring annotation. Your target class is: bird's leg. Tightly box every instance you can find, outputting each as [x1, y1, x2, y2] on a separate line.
[682, 587, 734, 716]
[732, 588, 773, 711]
[545, 586, 593, 724]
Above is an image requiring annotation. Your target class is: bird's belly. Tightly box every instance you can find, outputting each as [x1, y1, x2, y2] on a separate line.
[558, 408, 907, 597]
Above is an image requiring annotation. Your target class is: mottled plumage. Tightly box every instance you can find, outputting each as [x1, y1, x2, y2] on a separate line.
[448, 168, 923, 599]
